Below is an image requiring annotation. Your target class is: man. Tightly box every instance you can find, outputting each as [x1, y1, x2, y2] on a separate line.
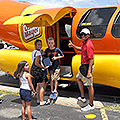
[68, 28, 94, 111]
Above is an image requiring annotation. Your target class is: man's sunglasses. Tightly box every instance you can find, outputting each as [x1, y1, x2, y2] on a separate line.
[80, 33, 89, 36]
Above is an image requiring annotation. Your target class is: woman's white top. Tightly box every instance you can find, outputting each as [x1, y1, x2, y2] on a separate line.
[19, 72, 31, 91]
[32, 50, 44, 70]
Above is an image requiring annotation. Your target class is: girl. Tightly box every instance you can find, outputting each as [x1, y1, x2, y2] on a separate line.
[14, 61, 36, 120]
[31, 39, 49, 106]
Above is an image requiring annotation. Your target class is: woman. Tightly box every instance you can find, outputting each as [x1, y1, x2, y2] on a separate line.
[31, 39, 49, 106]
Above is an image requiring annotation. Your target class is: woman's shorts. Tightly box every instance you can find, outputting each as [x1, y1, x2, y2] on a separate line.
[20, 89, 32, 102]
[49, 69, 60, 80]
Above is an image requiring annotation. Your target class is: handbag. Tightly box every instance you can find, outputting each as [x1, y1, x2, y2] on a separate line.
[31, 63, 43, 79]
[30, 51, 43, 81]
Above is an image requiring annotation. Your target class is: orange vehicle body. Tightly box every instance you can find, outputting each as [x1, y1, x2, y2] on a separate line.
[72, 6, 120, 54]
[1, 0, 120, 89]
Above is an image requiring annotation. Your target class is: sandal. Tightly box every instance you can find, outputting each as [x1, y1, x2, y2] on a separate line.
[37, 100, 40, 105]
[40, 101, 46, 106]
[23, 118, 29, 120]
[40, 101, 50, 106]
[46, 99, 50, 105]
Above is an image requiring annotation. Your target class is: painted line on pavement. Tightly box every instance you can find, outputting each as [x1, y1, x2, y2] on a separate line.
[100, 108, 108, 120]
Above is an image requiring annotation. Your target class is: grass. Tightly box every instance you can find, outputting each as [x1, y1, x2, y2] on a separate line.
[104, 104, 120, 111]
[0, 90, 19, 96]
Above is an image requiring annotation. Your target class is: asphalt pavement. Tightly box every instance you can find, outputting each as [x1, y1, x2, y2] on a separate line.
[0, 71, 120, 120]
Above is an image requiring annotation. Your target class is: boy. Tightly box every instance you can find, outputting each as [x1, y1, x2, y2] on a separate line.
[45, 37, 64, 100]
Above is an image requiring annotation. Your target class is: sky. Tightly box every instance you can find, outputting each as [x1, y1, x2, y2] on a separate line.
[18, 0, 120, 8]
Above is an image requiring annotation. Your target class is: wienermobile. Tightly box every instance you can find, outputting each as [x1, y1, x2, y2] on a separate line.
[1, 0, 120, 89]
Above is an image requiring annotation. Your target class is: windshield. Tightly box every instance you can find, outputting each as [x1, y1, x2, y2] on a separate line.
[77, 7, 116, 38]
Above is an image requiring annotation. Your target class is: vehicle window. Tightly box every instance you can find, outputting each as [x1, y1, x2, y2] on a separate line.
[112, 12, 120, 38]
[77, 7, 116, 38]
[65, 24, 71, 37]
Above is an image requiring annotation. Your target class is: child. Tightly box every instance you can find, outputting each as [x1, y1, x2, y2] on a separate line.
[14, 61, 36, 120]
[45, 37, 64, 100]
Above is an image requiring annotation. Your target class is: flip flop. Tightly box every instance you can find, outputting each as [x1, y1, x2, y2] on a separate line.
[40, 101, 50, 106]
[37, 100, 40, 105]
[45, 100, 50, 105]
[40, 101, 47, 106]
[23, 118, 28, 120]
[37, 102, 40, 105]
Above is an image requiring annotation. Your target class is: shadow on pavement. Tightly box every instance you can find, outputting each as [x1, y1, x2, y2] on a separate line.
[0, 75, 19, 88]
[11, 94, 50, 107]
[57, 83, 120, 104]
[11, 97, 38, 107]
[94, 84, 120, 103]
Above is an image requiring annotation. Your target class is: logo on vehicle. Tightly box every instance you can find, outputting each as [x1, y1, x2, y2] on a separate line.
[21, 24, 42, 43]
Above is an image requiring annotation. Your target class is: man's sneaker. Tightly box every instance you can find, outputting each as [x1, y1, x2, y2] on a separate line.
[53, 92, 58, 100]
[49, 92, 54, 99]
[78, 97, 86, 103]
[81, 104, 94, 111]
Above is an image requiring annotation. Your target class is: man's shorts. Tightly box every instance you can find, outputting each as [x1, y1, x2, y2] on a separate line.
[49, 69, 60, 80]
[20, 88, 32, 102]
[76, 65, 94, 86]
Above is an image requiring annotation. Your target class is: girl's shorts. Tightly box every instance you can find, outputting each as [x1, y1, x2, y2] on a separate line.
[20, 88, 32, 102]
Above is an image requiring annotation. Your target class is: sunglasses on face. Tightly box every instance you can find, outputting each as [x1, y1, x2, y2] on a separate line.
[80, 33, 89, 36]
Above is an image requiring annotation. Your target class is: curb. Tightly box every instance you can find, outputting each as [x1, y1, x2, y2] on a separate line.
[0, 85, 19, 93]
